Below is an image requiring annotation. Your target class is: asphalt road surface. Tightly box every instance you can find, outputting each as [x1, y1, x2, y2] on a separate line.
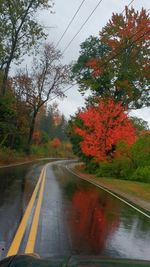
[0, 160, 150, 261]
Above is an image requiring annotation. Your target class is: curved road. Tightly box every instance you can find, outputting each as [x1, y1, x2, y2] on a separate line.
[0, 160, 150, 260]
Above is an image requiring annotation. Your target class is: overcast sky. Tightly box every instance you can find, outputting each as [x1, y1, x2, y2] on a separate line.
[39, 0, 150, 125]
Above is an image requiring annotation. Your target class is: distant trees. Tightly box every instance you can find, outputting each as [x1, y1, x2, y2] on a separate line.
[36, 103, 69, 143]
[0, 0, 54, 95]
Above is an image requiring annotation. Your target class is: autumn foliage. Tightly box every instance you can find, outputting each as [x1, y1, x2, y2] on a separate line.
[32, 130, 41, 145]
[101, 7, 150, 47]
[73, 7, 150, 109]
[74, 98, 136, 161]
[51, 138, 61, 149]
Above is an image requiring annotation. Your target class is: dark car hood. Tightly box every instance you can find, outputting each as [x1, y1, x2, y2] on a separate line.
[0, 255, 150, 267]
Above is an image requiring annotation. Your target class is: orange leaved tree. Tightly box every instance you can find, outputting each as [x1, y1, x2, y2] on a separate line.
[74, 98, 136, 161]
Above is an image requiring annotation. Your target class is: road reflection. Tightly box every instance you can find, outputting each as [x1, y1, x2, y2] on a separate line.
[71, 190, 119, 253]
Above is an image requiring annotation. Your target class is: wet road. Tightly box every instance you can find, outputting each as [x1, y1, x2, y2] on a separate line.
[0, 160, 150, 261]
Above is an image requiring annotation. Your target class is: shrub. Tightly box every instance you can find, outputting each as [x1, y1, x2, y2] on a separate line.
[131, 134, 150, 168]
[85, 160, 99, 174]
[31, 145, 48, 156]
[131, 166, 150, 183]
[0, 147, 23, 164]
[112, 157, 134, 179]
[96, 162, 114, 177]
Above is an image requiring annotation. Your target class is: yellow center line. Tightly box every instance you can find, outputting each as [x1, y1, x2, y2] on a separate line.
[7, 167, 45, 257]
[25, 165, 47, 253]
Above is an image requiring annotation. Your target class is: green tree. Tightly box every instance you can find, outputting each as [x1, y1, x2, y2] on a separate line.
[72, 36, 111, 96]
[0, 92, 16, 147]
[0, 89, 30, 149]
[130, 116, 149, 135]
[0, 0, 54, 95]
[99, 7, 150, 108]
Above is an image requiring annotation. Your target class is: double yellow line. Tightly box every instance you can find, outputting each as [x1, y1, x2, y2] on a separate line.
[7, 165, 47, 257]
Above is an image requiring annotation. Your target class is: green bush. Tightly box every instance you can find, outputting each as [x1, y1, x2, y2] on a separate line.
[131, 166, 150, 183]
[0, 147, 23, 164]
[112, 157, 134, 179]
[85, 160, 99, 174]
[131, 135, 150, 168]
[96, 162, 114, 177]
[95, 157, 133, 179]
[31, 145, 48, 156]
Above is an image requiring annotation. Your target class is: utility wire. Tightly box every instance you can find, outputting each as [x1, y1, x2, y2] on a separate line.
[50, 84, 77, 101]
[62, 0, 104, 54]
[55, 0, 86, 48]
[62, 0, 136, 55]
[121, 0, 135, 14]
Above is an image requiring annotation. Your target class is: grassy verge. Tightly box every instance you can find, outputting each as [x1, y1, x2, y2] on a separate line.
[0, 143, 74, 166]
[0, 149, 37, 166]
[74, 164, 150, 212]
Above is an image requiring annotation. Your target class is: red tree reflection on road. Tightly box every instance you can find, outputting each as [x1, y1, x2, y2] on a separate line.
[69, 190, 119, 254]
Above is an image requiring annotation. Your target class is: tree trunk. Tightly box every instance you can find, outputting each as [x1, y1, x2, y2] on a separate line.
[1, 34, 17, 95]
[0, 63, 10, 95]
[26, 112, 37, 154]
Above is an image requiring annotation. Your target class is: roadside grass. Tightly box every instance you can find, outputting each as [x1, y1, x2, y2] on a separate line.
[0, 143, 74, 166]
[0, 147, 37, 166]
[74, 164, 150, 204]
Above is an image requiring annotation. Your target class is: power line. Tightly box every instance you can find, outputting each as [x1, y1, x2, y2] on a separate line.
[55, 0, 86, 48]
[62, 0, 136, 55]
[62, 0, 104, 54]
[50, 84, 77, 101]
[121, 0, 135, 14]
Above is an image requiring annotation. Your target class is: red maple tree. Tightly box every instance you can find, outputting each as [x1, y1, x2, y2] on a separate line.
[74, 98, 136, 161]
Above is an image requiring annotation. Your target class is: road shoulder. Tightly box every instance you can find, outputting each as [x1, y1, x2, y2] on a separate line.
[71, 164, 150, 213]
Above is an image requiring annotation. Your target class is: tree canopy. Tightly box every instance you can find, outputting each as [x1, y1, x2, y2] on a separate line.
[73, 98, 136, 161]
[72, 7, 150, 108]
[0, 0, 54, 94]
